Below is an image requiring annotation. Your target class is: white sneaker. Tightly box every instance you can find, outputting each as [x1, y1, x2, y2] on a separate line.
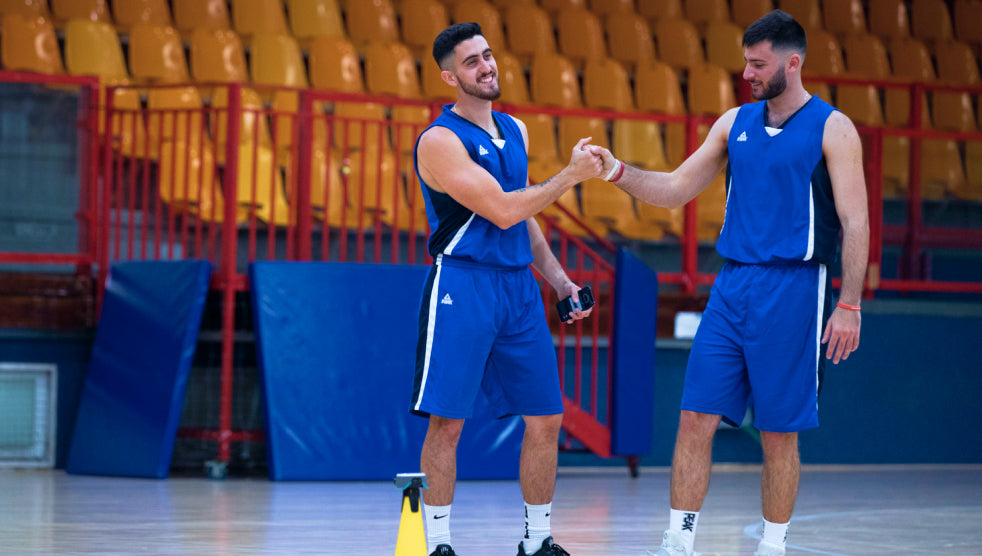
[754, 540, 786, 556]
[646, 529, 701, 556]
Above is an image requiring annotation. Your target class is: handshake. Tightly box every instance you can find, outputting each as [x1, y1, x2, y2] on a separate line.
[564, 138, 623, 185]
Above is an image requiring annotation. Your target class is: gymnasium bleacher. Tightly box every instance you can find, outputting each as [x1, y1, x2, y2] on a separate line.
[1, 0, 981, 474]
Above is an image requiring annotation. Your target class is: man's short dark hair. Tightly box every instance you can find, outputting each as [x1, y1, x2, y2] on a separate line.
[743, 10, 807, 55]
[432, 22, 484, 69]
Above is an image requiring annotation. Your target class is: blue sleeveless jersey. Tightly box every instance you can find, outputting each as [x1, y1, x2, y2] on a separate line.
[717, 97, 840, 265]
[413, 104, 532, 268]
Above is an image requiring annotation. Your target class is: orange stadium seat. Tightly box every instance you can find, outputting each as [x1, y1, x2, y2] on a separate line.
[504, 3, 555, 63]
[654, 17, 705, 71]
[934, 40, 981, 201]
[635, 60, 687, 167]
[705, 21, 747, 74]
[777, 0, 821, 31]
[540, 0, 586, 24]
[286, 0, 344, 46]
[493, 50, 530, 105]
[128, 23, 189, 84]
[50, 0, 110, 28]
[421, 58, 454, 100]
[400, 0, 450, 59]
[580, 180, 658, 240]
[953, 0, 982, 51]
[64, 19, 147, 158]
[0, 0, 50, 17]
[583, 57, 632, 111]
[173, 0, 230, 38]
[230, 0, 288, 43]
[588, 0, 635, 16]
[887, 36, 935, 127]
[451, 1, 506, 54]
[910, 0, 955, 51]
[731, 0, 774, 29]
[604, 11, 657, 72]
[822, 0, 866, 40]
[531, 52, 581, 108]
[686, 63, 734, 239]
[637, 0, 682, 29]
[309, 36, 365, 93]
[113, 0, 171, 32]
[557, 7, 606, 68]
[364, 41, 431, 151]
[345, 0, 400, 50]
[801, 29, 843, 103]
[560, 116, 610, 237]
[684, 0, 731, 35]
[1, 12, 63, 74]
[868, 0, 910, 40]
[522, 113, 563, 183]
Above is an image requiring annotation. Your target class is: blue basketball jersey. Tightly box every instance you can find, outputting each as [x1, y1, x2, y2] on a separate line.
[413, 105, 532, 268]
[717, 97, 840, 265]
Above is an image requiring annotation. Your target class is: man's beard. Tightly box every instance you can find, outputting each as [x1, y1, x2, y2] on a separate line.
[459, 74, 501, 101]
[753, 66, 787, 101]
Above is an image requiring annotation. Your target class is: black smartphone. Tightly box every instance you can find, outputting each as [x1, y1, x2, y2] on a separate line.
[556, 286, 595, 322]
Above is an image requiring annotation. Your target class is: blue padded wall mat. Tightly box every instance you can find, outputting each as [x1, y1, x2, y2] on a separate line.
[611, 248, 658, 456]
[66, 260, 211, 478]
[250, 262, 525, 481]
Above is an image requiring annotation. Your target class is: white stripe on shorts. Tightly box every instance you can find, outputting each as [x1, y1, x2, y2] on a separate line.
[815, 264, 827, 399]
[414, 260, 443, 413]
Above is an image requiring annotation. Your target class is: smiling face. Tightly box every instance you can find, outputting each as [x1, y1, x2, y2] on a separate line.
[742, 40, 792, 101]
[443, 35, 500, 101]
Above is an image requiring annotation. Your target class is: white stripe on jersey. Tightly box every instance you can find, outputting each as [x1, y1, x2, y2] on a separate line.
[814, 264, 827, 402]
[414, 262, 443, 413]
[444, 213, 476, 256]
[805, 181, 816, 261]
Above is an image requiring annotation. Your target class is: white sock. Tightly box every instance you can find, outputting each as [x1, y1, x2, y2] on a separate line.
[522, 502, 552, 553]
[423, 503, 451, 553]
[761, 518, 789, 547]
[669, 508, 700, 554]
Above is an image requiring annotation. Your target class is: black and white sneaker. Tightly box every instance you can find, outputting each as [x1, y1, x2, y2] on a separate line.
[517, 536, 571, 556]
[430, 544, 456, 556]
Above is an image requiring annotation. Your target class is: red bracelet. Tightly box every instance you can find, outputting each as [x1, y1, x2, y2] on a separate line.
[610, 160, 626, 183]
[836, 301, 861, 311]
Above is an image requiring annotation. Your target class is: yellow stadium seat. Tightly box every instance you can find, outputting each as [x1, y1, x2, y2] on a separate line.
[868, 0, 910, 40]
[309, 147, 348, 226]
[589, 0, 635, 17]
[451, 1, 505, 53]
[911, 0, 955, 49]
[842, 33, 891, 78]
[962, 142, 982, 202]
[250, 32, 308, 88]
[637, 0, 682, 29]
[230, 0, 288, 43]
[493, 50, 529, 105]
[531, 52, 581, 108]
[613, 119, 670, 172]
[705, 21, 746, 74]
[173, 0, 230, 38]
[364, 41, 431, 153]
[654, 18, 705, 71]
[191, 28, 249, 84]
[340, 148, 401, 228]
[146, 87, 227, 222]
[50, 0, 110, 28]
[580, 181, 657, 240]
[805, 30, 845, 77]
[557, 7, 606, 68]
[287, 0, 344, 46]
[635, 60, 687, 167]
[687, 63, 736, 117]
[777, 0, 821, 31]
[113, 0, 171, 32]
[886, 37, 935, 128]
[504, 3, 555, 63]
[523, 113, 562, 170]
[936, 40, 981, 83]
[0, 0, 50, 17]
[882, 136, 909, 199]
[64, 19, 147, 158]
[345, 0, 399, 50]
[731, 0, 773, 29]
[823, 0, 866, 40]
[1, 12, 63, 74]
[836, 84, 885, 126]
[540, 0, 585, 23]
[333, 102, 389, 154]
[309, 36, 365, 93]
[684, 0, 731, 35]
[559, 115, 608, 233]
[932, 92, 976, 132]
[128, 23, 189, 84]
[582, 57, 632, 111]
[604, 11, 656, 72]
[400, 0, 450, 59]
[921, 140, 967, 200]
[693, 174, 727, 241]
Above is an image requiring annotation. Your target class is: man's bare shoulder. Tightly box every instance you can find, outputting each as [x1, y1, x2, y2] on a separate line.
[417, 125, 464, 157]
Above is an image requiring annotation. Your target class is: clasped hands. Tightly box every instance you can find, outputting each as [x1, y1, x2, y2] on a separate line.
[565, 137, 620, 183]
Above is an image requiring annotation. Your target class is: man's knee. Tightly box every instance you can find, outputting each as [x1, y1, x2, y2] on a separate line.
[678, 410, 721, 440]
[426, 416, 465, 447]
[523, 413, 563, 439]
[760, 430, 798, 458]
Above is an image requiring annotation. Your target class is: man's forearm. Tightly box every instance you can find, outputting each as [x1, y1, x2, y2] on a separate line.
[838, 222, 869, 305]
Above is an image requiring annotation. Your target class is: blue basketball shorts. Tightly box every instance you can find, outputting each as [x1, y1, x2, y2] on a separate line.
[409, 256, 564, 419]
[682, 261, 833, 432]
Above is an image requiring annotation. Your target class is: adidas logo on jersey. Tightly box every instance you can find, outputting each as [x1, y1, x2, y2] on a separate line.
[736, 131, 748, 142]
[441, 293, 453, 306]
[478, 145, 489, 156]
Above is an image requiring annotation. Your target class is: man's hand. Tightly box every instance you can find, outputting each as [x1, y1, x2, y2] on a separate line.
[564, 137, 605, 183]
[587, 145, 618, 178]
[558, 282, 593, 324]
[821, 308, 861, 364]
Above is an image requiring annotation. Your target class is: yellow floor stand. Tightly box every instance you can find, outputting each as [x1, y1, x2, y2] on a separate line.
[394, 473, 428, 556]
